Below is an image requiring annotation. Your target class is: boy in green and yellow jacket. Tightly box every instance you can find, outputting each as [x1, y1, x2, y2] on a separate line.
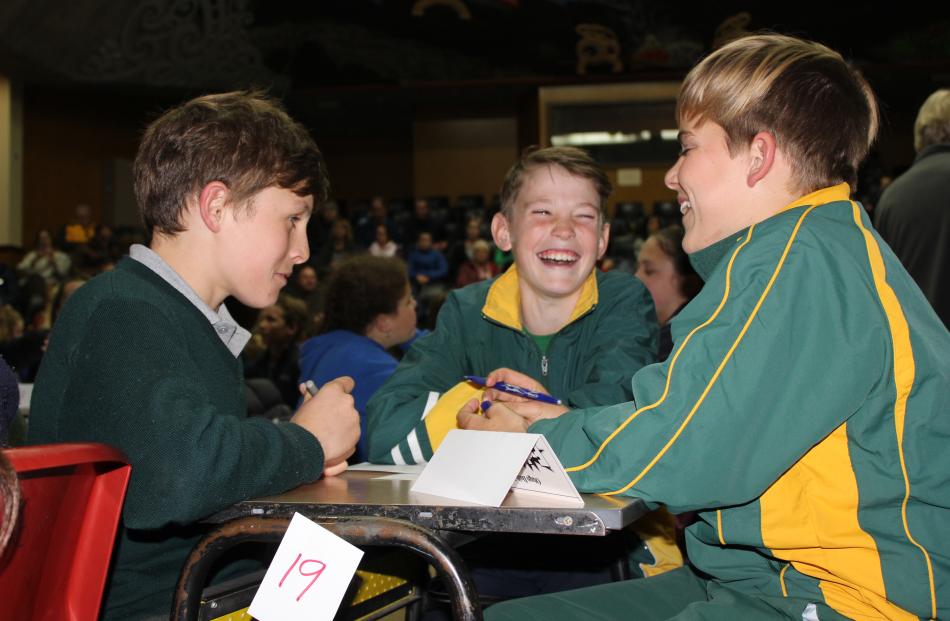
[466, 35, 950, 620]
[368, 147, 682, 590]
[365, 264, 657, 466]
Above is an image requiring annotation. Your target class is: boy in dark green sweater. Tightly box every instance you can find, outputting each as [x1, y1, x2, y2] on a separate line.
[29, 91, 360, 619]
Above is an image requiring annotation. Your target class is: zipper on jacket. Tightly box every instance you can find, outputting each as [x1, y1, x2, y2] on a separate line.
[541, 355, 549, 376]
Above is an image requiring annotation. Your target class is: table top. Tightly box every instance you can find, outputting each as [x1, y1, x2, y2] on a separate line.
[209, 470, 647, 536]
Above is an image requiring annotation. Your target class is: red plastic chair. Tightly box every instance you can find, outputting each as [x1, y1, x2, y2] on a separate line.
[0, 443, 131, 621]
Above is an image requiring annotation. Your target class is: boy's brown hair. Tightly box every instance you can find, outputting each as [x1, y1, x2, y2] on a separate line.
[499, 146, 612, 224]
[134, 91, 328, 238]
[677, 34, 878, 193]
[319, 256, 409, 336]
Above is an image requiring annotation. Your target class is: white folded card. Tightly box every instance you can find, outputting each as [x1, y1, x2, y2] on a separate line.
[410, 429, 583, 507]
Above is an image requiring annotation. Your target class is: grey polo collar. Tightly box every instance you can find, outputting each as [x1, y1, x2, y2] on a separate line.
[129, 244, 251, 357]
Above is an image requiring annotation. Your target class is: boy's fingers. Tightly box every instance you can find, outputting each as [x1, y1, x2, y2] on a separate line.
[323, 460, 349, 477]
[484, 388, 527, 403]
[323, 376, 355, 393]
[458, 409, 488, 430]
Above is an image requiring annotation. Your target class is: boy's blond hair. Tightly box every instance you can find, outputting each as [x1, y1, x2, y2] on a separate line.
[677, 34, 878, 193]
[499, 146, 611, 225]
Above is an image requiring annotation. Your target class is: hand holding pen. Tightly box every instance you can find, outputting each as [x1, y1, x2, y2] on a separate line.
[464, 368, 570, 424]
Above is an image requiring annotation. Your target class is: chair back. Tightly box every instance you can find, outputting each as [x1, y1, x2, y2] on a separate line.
[0, 443, 131, 621]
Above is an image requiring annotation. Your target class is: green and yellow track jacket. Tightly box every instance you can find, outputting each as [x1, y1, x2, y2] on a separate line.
[533, 185, 950, 620]
[365, 265, 658, 465]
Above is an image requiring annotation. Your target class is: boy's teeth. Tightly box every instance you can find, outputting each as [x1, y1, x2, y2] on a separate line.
[539, 252, 576, 263]
[680, 200, 692, 214]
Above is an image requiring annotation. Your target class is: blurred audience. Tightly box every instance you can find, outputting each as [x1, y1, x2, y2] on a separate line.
[356, 196, 398, 248]
[243, 294, 309, 408]
[402, 198, 447, 251]
[56, 203, 96, 252]
[314, 218, 360, 277]
[18, 229, 71, 286]
[446, 216, 486, 282]
[369, 224, 399, 258]
[284, 264, 325, 334]
[306, 199, 340, 254]
[456, 239, 498, 287]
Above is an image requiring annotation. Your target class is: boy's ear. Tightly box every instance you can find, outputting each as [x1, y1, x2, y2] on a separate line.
[747, 131, 778, 188]
[197, 181, 232, 233]
[596, 220, 610, 260]
[491, 212, 514, 252]
[370, 312, 392, 336]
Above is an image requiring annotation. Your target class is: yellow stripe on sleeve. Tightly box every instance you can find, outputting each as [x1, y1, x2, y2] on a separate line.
[850, 201, 936, 619]
[565, 228, 755, 475]
[423, 382, 484, 452]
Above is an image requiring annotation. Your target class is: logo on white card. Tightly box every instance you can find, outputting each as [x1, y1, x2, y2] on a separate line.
[516, 447, 553, 486]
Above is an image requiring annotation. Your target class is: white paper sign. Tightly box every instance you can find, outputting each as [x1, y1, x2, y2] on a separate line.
[248, 512, 364, 621]
[410, 429, 583, 507]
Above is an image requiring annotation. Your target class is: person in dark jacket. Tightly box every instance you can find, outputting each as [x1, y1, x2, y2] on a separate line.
[874, 88, 950, 328]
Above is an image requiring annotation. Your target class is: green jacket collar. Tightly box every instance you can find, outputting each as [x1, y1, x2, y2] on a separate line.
[688, 183, 851, 282]
[482, 264, 599, 331]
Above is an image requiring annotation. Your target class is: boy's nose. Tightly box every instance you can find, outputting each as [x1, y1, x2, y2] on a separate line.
[551, 216, 576, 239]
[664, 159, 681, 190]
[292, 231, 310, 264]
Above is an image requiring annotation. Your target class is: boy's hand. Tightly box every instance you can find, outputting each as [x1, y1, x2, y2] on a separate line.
[291, 376, 360, 471]
[483, 367, 549, 402]
[500, 400, 568, 425]
[457, 399, 529, 433]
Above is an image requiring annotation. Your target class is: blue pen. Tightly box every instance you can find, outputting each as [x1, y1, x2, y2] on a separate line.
[464, 375, 563, 405]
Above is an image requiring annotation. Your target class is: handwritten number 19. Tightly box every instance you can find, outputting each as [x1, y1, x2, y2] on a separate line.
[278, 552, 327, 602]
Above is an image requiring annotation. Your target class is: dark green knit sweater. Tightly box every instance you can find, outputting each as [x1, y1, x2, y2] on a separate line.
[30, 258, 325, 619]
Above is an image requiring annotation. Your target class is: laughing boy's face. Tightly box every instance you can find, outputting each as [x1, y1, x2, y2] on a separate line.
[492, 163, 608, 305]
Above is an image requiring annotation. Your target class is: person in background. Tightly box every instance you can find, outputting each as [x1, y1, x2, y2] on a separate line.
[306, 199, 340, 255]
[403, 197, 447, 251]
[18, 229, 71, 287]
[356, 196, 398, 249]
[0, 306, 24, 345]
[455, 239, 498, 287]
[284, 263, 325, 334]
[78, 223, 123, 275]
[635, 225, 702, 360]
[874, 88, 950, 328]
[407, 230, 449, 326]
[407, 231, 448, 290]
[299, 255, 419, 462]
[56, 203, 96, 252]
[314, 218, 360, 277]
[446, 216, 485, 281]
[243, 294, 309, 408]
[369, 223, 399, 258]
